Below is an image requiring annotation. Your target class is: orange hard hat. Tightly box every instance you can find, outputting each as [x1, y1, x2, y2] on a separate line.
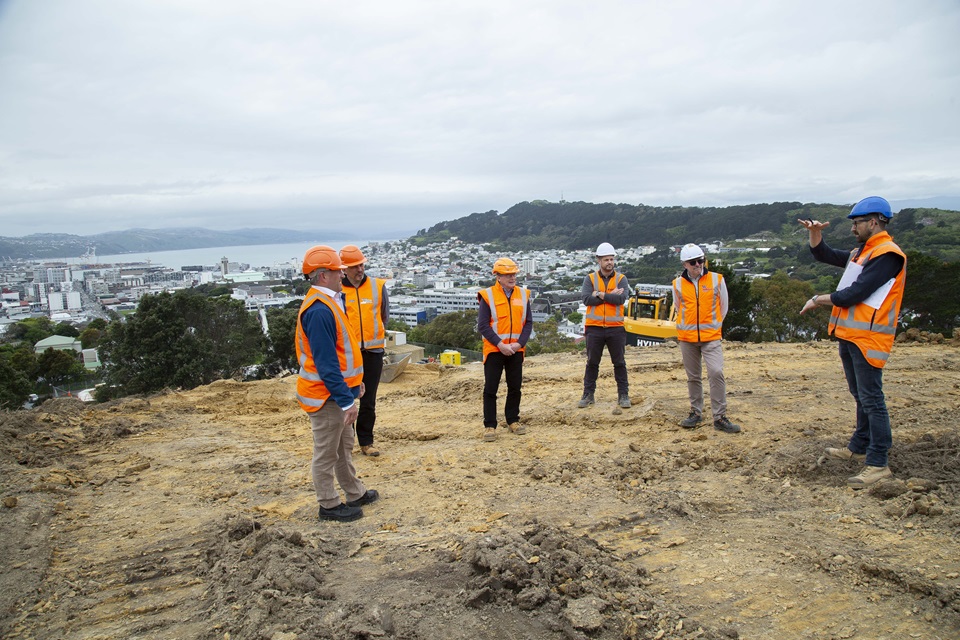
[302, 245, 344, 276]
[492, 257, 519, 275]
[339, 244, 366, 267]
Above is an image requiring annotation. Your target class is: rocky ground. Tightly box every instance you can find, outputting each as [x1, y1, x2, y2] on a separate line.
[2, 339, 959, 640]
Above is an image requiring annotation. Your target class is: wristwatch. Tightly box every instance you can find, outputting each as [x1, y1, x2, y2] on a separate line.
[810, 295, 818, 306]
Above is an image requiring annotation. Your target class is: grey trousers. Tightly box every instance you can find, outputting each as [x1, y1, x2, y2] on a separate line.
[679, 339, 727, 420]
[308, 401, 367, 509]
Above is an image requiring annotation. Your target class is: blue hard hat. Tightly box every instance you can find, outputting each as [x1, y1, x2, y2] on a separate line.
[848, 196, 892, 220]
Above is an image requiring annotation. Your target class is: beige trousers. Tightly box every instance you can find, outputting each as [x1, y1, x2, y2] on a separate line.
[679, 339, 727, 420]
[308, 401, 367, 509]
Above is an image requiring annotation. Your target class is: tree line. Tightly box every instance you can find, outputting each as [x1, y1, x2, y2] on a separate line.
[414, 200, 960, 261]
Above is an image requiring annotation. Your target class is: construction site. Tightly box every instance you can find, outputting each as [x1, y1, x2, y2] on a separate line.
[2, 336, 959, 639]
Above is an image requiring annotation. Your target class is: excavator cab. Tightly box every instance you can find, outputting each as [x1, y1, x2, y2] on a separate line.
[623, 287, 678, 345]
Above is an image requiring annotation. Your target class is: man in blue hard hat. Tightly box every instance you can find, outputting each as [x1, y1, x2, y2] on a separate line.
[798, 196, 907, 488]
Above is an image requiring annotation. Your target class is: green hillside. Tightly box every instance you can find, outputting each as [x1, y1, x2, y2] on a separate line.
[414, 200, 960, 260]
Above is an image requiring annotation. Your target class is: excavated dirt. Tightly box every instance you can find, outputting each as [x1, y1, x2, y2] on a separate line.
[2, 341, 959, 640]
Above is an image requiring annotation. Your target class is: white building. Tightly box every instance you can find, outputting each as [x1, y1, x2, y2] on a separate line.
[416, 288, 481, 313]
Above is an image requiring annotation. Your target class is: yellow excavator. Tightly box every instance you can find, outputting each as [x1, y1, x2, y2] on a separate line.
[624, 286, 678, 346]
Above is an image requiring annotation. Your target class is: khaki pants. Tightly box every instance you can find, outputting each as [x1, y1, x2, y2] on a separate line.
[308, 401, 367, 509]
[679, 339, 727, 420]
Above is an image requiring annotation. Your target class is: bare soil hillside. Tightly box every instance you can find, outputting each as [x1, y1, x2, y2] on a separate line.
[2, 340, 959, 640]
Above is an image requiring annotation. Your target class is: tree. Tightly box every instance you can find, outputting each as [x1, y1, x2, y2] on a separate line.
[36, 348, 85, 388]
[79, 328, 102, 349]
[0, 354, 33, 410]
[86, 318, 108, 331]
[526, 319, 576, 355]
[408, 310, 482, 351]
[750, 272, 826, 342]
[386, 318, 410, 332]
[900, 251, 960, 334]
[7, 317, 54, 345]
[566, 310, 583, 324]
[96, 290, 265, 399]
[265, 307, 299, 372]
[9, 347, 38, 382]
[712, 264, 754, 341]
[54, 321, 80, 338]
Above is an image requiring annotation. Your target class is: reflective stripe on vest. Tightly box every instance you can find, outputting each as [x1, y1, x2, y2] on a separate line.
[827, 232, 906, 369]
[673, 271, 723, 342]
[479, 284, 529, 361]
[343, 277, 387, 350]
[584, 271, 625, 327]
[295, 289, 364, 411]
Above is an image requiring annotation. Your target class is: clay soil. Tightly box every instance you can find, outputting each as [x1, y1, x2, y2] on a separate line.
[2, 340, 960, 640]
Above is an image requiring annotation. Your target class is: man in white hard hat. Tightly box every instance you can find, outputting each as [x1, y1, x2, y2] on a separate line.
[578, 242, 631, 409]
[673, 243, 741, 434]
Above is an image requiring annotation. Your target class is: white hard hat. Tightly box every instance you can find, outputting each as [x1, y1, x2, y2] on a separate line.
[679, 243, 705, 262]
[596, 242, 617, 257]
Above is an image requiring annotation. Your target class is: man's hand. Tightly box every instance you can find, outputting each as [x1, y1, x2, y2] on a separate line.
[498, 342, 514, 356]
[359, 382, 366, 398]
[797, 218, 831, 232]
[798, 218, 830, 248]
[343, 402, 359, 426]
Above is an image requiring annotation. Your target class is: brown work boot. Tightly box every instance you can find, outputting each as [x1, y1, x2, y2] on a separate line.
[824, 447, 865, 463]
[507, 421, 527, 435]
[360, 445, 380, 457]
[483, 428, 497, 442]
[847, 465, 892, 489]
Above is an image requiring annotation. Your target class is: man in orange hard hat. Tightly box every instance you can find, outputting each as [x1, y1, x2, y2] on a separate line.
[339, 244, 390, 457]
[477, 258, 533, 442]
[296, 245, 379, 522]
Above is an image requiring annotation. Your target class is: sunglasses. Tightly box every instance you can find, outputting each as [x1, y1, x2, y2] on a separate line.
[686, 258, 705, 265]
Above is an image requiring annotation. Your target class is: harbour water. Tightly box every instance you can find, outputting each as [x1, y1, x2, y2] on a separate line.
[62, 239, 397, 270]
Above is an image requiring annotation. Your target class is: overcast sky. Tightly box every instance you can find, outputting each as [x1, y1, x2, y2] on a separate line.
[1, 0, 958, 239]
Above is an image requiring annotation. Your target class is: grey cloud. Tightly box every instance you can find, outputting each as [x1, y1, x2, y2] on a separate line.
[0, 0, 958, 237]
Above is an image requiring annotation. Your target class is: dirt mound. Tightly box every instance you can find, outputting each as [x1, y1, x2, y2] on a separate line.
[463, 522, 735, 639]
[199, 516, 340, 639]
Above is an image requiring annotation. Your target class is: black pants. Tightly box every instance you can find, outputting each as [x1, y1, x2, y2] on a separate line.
[356, 350, 383, 447]
[583, 325, 628, 395]
[483, 351, 524, 429]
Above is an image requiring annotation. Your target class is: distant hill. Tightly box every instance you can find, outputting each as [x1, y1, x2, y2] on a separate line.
[0, 227, 307, 260]
[412, 200, 960, 259]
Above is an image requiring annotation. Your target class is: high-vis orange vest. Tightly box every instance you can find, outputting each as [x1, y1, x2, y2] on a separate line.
[673, 271, 724, 343]
[584, 271, 626, 328]
[343, 276, 387, 350]
[828, 231, 906, 369]
[295, 289, 364, 412]
[478, 283, 529, 362]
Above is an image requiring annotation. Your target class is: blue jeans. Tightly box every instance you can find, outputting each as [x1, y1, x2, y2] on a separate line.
[838, 338, 892, 467]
